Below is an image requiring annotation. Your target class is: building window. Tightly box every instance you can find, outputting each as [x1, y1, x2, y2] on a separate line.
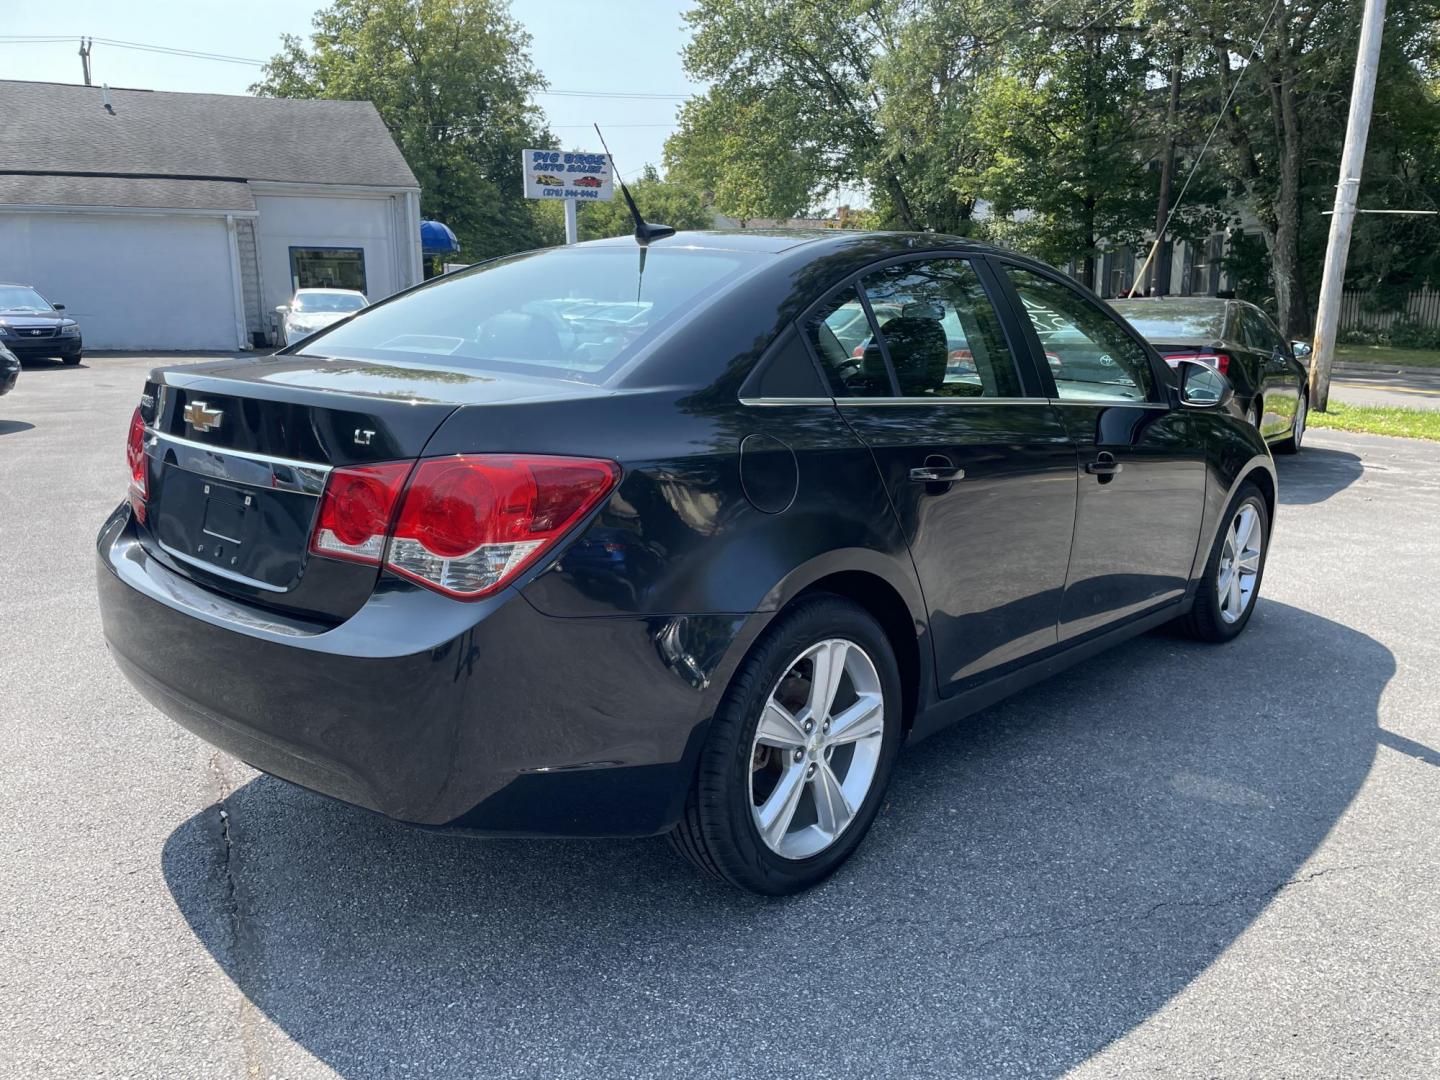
[1185, 235, 1223, 296]
[289, 247, 367, 295]
[1108, 247, 1134, 298]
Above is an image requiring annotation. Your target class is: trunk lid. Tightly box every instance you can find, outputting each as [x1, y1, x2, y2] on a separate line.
[138, 354, 605, 622]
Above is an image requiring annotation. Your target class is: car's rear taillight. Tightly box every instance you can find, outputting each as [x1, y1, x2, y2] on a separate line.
[126, 407, 148, 523]
[1163, 351, 1230, 376]
[310, 462, 412, 564]
[307, 454, 619, 600]
[386, 455, 619, 599]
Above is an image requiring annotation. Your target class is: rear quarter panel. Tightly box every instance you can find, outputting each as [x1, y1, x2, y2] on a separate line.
[424, 390, 921, 620]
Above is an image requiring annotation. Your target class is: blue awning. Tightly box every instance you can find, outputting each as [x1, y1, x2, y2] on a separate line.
[420, 219, 459, 254]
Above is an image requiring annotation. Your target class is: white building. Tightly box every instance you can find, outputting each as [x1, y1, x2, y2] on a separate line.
[0, 79, 422, 351]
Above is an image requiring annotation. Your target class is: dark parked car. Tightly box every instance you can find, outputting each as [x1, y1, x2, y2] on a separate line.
[1111, 296, 1309, 453]
[0, 342, 19, 395]
[0, 283, 83, 364]
[97, 232, 1276, 895]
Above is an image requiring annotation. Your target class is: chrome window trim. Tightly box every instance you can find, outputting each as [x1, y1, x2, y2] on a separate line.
[740, 394, 1172, 409]
[834, 396, 1047, 407]
[155, 538, 292, 594]
[145, 428, 332, 496]
[737, 396, 835, 407]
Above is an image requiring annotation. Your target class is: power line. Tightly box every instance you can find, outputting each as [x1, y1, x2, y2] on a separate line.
[0, 36, 700, 97]
[0, 35, 267, 65]
[1127, 0, 1285, 298]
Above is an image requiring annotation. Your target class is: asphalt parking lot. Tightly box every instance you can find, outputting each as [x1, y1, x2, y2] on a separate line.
[3, 354, 1439, 1078]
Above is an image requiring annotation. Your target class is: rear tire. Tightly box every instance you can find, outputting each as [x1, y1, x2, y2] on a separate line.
[1181, 482, 1269, 643]
[668, 595, 903, 895]
[1274, 390, 1306, 454]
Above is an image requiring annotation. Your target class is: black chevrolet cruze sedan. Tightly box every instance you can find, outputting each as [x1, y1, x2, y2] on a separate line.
[97, 231, 1276, 894]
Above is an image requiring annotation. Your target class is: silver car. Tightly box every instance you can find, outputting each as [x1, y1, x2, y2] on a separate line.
[277, 288, 368, 346]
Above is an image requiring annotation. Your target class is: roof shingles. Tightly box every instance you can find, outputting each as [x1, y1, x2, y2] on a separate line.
[0, 79, 418, 191]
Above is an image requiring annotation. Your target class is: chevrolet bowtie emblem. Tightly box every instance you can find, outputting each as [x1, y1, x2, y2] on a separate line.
[183, 400, 224, 433]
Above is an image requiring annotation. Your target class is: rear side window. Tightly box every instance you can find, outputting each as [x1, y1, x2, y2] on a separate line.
[1242, 309, 1284, 355]
[859, 259, 1023, 398]
[803, 258, 1023, 398]
[299, 247, 755, 383]
[803, 288, 891, 396]
[1003, 266, 1157, 403]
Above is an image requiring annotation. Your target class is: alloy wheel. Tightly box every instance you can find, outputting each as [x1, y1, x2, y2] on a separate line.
[1217, 504, 1264, 624]
[749, 638, 885, 860]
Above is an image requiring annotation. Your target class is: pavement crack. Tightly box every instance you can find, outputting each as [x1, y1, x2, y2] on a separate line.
[206, 752, 268, 1079]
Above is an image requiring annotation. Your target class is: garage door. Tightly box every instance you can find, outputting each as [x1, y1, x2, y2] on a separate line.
[0, 213, 241, 350]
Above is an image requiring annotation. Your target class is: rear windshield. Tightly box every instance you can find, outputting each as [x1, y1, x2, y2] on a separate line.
[294, 292, 365, 313]
[298, 246, 756, 382]
[1111, 303, 1226, 341]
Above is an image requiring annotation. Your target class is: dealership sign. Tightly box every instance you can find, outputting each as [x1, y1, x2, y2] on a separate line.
[522, 150, 614, 202]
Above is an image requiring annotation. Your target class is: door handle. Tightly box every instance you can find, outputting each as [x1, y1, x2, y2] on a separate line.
[909, 465, 965, 483]
[1085, 453, 1123, 477]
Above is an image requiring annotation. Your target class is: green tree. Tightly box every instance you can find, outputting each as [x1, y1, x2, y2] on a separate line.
[664, 88, 818, 224]
[1142, 0, 1440, 335]
[579, 165, 716, 239]
[252, 0, 553, 260]
[672, 0, 925, 228]
[974, 22, 1158, 289]
[529, 165, 716, 244]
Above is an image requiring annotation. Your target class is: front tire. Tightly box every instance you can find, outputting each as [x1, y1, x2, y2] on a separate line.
[669, 595, 903, 895]
[62, 352, 82, 366]
[1181, 482, 1269, 642]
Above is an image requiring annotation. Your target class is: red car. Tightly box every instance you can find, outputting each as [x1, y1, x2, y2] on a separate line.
[572, 175, 604, 188]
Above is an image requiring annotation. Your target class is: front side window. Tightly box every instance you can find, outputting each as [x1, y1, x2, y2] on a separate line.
[1003, 266, 1158, 404]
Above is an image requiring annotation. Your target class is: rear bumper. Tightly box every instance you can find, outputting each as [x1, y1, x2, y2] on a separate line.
[97, 505, 755, 836]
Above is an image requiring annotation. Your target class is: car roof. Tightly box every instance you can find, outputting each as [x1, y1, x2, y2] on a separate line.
[0, 281, 38, 288]
[294, 287, 366, 295]
[579, 229, 1002, 258]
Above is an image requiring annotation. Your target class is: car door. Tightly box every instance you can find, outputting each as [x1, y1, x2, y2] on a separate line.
[1245, 308, 1300, 434]
[993, 262, 1207, 642]
[801, 254, 1079, 696]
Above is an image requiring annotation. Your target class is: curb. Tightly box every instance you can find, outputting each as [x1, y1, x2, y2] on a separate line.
[1332, 363, 1440, 378]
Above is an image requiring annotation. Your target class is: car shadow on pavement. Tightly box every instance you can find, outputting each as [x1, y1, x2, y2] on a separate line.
[1274, 446, 1364, 505]
[0, 419, 35, 436]
[162, 600, 1389, 1078]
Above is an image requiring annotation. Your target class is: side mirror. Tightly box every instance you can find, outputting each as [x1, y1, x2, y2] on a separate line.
[275, 305, 290, 315]
[53, 303, 65, 311]
[1291, 340, 1312, 360]
[1176, 358, 1234, 409]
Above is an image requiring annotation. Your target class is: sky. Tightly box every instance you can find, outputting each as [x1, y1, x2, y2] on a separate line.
[0, 0, 705, 183]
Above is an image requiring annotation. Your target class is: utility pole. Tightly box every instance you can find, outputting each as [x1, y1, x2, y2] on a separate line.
[1148, 52, 1183, 296]
[1310, 0, 1386, 412]
[78, 38, 93, 86]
